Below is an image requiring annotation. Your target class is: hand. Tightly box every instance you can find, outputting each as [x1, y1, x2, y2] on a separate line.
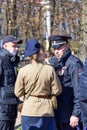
[17, 103, 23, 113]
[70, 115, 79, 128]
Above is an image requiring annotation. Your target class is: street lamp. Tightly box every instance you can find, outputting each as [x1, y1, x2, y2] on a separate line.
[40, 0, 51, 50]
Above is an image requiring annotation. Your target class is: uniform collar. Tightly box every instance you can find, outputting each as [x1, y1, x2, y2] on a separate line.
[60, 49, 71, 66]
[62, 49, 71, 60]
[1, 48, 19, 64]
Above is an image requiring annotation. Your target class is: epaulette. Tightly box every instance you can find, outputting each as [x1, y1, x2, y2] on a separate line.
[69, 55, 82, 64]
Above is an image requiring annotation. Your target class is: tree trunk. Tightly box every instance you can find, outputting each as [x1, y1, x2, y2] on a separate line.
[79, 0, 87, 62]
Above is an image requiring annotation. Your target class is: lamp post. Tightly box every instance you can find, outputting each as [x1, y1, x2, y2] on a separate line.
[40, 0, 51, 50]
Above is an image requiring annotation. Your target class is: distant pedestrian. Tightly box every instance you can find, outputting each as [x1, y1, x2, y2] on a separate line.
[14, 38, 62, 130]
[38, 44, 45, 62]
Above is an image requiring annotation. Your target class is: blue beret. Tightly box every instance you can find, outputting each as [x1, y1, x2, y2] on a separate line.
[49, 35, 72, 48]
[25, 38, 41, 57]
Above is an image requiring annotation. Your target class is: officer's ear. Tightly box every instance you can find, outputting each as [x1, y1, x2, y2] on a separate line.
[3, 43, 7, 49]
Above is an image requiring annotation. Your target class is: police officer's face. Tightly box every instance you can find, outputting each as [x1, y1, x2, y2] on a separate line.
[54, 45, 66, 59]
[3, 42, 18, 56]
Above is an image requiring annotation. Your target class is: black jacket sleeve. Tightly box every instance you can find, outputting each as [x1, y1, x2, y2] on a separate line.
[71, 60, 83, 117]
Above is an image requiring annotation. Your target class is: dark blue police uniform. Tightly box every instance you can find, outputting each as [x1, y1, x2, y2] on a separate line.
[49, 35, 83, 130]
[79, 59, 87, 130]
[0, 35, 23, 130]
[0, 48, 20, 130]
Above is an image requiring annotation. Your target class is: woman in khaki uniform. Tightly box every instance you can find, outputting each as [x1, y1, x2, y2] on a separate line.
[14, 38, 62, 130]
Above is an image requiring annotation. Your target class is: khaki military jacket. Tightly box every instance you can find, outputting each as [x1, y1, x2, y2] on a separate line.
[14, 63, 62, 117]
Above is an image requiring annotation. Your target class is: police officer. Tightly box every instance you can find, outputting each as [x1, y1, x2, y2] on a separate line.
[0, 35, 22, 130]
[48, 35, 83, 130]
[79, 58, 87, 130]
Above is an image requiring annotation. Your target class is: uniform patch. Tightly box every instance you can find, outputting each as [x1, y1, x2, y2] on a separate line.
[62, 66, 67, 70]
[56, 66, 67, 75]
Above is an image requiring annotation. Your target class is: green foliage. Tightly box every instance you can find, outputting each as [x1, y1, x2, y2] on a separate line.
[70, 40, 80, 54]
[17, 126, 22, 130]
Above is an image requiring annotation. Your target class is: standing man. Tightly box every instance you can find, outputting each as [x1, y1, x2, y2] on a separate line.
[49, 35, 83, 130]
[79, 58, 87, 130]
[0, 35, 22, 130]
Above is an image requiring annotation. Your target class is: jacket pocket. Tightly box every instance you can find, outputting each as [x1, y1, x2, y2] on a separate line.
[0, 87, 17, 104]
[4, 69, 15, 85]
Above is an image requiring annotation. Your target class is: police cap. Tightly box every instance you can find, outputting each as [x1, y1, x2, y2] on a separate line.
[49, 35, 72, 49]
[2, 35, 23, 45]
